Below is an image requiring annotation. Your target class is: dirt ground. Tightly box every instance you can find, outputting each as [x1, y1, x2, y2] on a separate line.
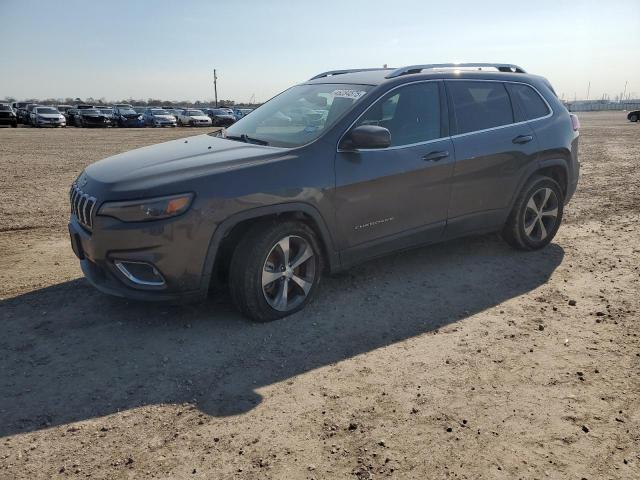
[0, 114, 638, 479]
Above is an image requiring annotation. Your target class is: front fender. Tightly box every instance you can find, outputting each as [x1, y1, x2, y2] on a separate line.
[198, 202, 339, 294]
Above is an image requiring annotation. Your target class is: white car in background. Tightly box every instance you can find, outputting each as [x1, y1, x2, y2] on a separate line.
[30, 106, 66, 127]
[175, 109, 212, 127]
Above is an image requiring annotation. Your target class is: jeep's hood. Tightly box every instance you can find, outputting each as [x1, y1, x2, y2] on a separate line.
[84, 134, 288, 193]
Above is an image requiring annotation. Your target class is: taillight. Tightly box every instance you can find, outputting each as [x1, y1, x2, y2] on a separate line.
[570, 114, 580, 131]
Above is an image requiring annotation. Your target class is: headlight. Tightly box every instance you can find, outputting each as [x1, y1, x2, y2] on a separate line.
[98, 193, 194, 222]
[137, 115, 143, 120]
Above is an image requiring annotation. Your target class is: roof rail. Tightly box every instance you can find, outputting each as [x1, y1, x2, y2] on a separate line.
[309, 68, 391, 81]
[385, 63, 526, 78]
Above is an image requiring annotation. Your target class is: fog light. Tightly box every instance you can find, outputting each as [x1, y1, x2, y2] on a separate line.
[114, 261, 165, 286]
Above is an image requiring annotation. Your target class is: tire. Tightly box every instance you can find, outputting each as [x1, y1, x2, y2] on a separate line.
[11, 123, 17, 128]
[501, 175, 564, 250]
[630, 114, 638, 122]
[228, 220, 324, 322]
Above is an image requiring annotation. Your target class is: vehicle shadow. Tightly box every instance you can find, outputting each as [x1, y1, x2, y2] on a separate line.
[0, 234, 563, 437]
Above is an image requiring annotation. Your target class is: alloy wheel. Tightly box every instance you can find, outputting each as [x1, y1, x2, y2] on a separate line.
[262, 235, 316, 312]
[523, 187, 559, 242]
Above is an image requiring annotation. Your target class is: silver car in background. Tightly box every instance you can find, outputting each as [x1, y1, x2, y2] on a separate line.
[31, 106, 66, 127]
[143, 108, 178, 127]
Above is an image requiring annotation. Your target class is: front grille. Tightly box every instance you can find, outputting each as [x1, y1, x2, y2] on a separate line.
[70, 183, 97, 230]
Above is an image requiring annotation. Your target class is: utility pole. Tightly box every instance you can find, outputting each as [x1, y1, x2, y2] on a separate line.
[213, 69, 218, 107]
[621, 80, 628, 104]
[586, 81, 590, 101]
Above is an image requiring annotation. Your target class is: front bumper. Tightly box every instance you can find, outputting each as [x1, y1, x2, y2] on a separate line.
[154, 120, 177, 127]
[82, 117, 111, 127]
[68, 209, 216, 303]
[119, 117, 144, 127]
[35, 119, 66, 126]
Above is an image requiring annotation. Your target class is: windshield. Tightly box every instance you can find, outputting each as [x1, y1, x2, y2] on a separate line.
[186, 110, 205, 116]
[99, 109, 112, 114]
[36, 107, 59, 114]
[224, 83, 372, 147]
[82, 109, 101, 114]
[120, 108, 137, 115]
[151, 109, 170, 115]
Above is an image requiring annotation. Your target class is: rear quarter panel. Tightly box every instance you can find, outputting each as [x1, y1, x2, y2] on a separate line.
[526, 80, 579, 194]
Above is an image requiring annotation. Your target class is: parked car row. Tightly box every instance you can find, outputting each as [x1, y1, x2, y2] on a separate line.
[7, 102, 254, 128]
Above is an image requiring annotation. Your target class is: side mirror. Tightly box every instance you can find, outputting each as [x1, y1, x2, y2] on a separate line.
[344, 125, 391, 150]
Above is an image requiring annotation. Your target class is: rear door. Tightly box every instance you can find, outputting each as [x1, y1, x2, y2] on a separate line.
[334, 81, 455, 252]
[444, 80, 539, 235]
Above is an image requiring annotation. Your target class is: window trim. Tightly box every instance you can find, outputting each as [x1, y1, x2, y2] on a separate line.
[446, 79, 553, 139]
[337, 78, 553, 152]
[337, 79, 447, 152]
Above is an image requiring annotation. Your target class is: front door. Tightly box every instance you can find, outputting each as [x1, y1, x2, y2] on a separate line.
[334, 81, 454, 254]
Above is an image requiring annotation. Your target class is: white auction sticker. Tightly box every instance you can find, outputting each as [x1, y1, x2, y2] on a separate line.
[331, 89, 367, 100]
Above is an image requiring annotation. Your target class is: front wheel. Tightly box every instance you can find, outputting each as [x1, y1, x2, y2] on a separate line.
[501, 175, 564, 250]
[228, 221, 324, 322]
[630, 114, 639, 122]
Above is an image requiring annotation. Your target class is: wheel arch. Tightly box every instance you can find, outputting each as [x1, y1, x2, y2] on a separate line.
[510, 159, 569, 212]
[199, 203, 339, 294]
[536, 160, 568, 198]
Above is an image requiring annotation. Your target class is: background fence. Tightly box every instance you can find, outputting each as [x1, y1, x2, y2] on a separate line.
[565, 101, 640, 112]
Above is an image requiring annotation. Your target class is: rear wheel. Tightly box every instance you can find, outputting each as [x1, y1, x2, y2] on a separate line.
[502, 175, 564, 250]
[228, 220, 323, 322]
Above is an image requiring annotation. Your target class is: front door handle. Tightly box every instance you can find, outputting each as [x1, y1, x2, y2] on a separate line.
[512, 134, 533, 144]
[422, 150, 449, 162]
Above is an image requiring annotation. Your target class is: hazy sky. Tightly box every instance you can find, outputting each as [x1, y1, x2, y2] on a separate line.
[1, 0, 639, 103]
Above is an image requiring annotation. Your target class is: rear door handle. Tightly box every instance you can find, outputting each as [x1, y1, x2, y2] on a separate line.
[512, 134, 533, 144]
[422, 150, 449, 162]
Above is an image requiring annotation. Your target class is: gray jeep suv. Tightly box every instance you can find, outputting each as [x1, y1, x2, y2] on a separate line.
[68, 63, 580, 322]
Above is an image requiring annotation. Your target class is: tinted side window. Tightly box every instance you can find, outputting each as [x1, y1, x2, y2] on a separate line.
[448, 81, 514, 134]
[355, 82, 441, 147]
[506, 83, 550, 121]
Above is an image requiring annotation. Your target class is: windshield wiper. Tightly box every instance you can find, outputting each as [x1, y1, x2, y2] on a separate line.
[225, 134, 269, 146]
